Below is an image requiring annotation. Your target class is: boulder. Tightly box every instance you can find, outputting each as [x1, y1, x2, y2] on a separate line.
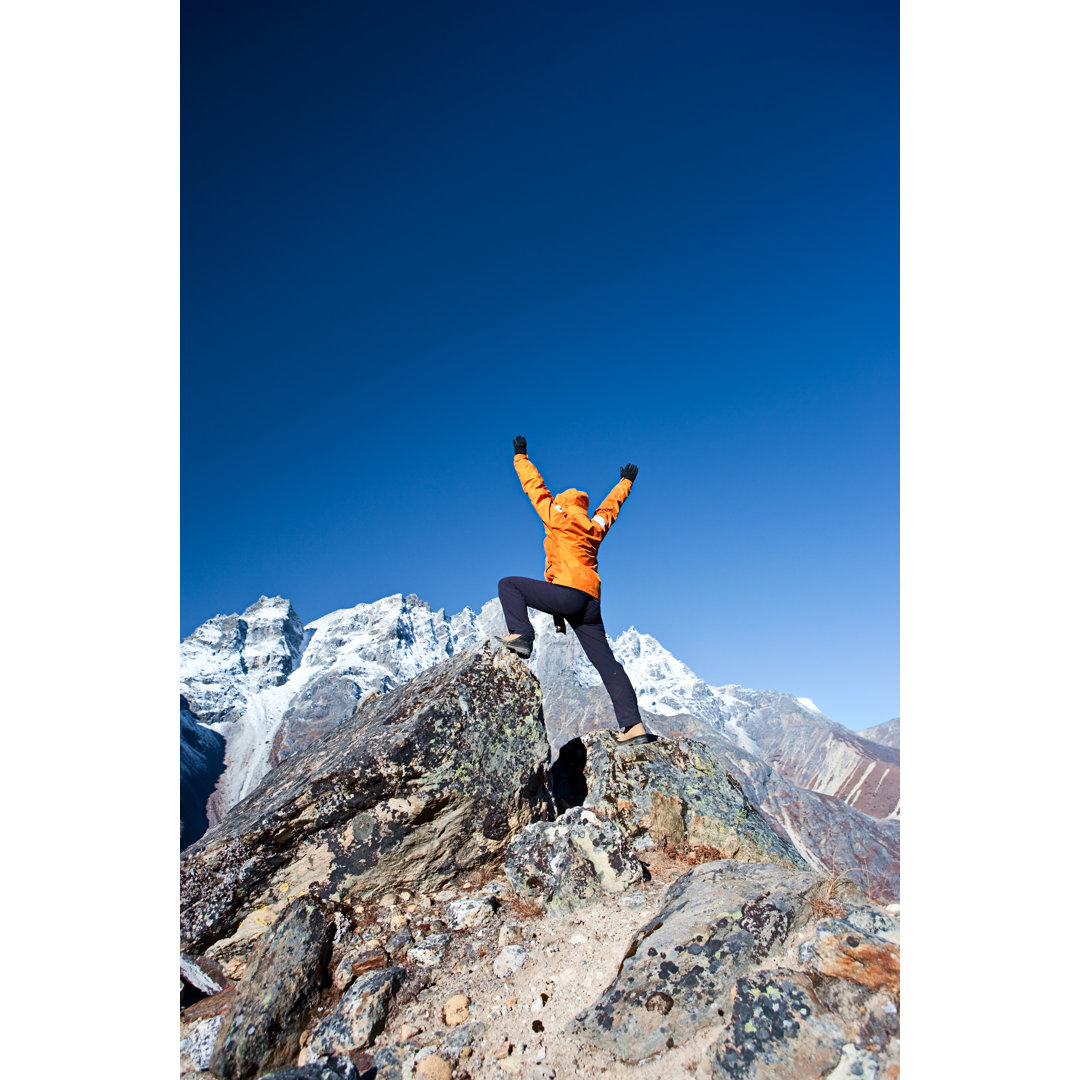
[505, 805, 643, 912]
[181, 644, 550, 961]
[308, 966, 405, 1057]
[568, 860, 862, 1061]
[577, 731, 808, 870]
[209, 894, 335, 1080]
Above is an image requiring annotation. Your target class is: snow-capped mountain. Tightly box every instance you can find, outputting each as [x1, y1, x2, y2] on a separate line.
[181, 592, 899, 848]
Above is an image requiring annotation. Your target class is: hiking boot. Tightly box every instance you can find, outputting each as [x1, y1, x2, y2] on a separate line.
[614, 722, 650, 745]
[497, 634, 533, 659]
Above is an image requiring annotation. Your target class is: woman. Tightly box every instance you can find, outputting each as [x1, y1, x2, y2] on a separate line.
[497, 435, 649, 745]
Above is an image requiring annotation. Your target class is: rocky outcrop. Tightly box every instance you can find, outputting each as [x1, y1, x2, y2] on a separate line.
[569, 859, 899, 1075]
[209, 894, 335, 1080]
[575, 730, 807, 870]
[505, 806, 643, 912]
[180, 644, 550, 965]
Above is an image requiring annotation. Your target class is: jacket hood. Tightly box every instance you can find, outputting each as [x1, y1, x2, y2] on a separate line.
[556, 488, 590, 513]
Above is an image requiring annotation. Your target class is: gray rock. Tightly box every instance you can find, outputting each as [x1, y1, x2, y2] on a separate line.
[445, 897, 494, 929]
[505, 805, 643, 912]
[569, 860, 853, 1061]
[407, 934, 451, 968]
[578, 731, 807, 869]
[493, 945, 529, 977]
[179, 1015, 222, 1074]
[181, 644, 550, 961]
[308, 966, 405, 1057]
[441, 1020, 487, 1060]
[209, 894, 335, 1080]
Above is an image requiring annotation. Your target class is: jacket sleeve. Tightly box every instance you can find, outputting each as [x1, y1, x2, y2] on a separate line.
[591, 477, 633, 536]
[514, 454, 559, 528]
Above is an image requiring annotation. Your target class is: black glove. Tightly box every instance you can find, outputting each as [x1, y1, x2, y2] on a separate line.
[513, 435, 527, 455]
[620, 462, 638, 481]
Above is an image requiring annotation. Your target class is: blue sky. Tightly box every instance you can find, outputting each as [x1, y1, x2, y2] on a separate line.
[182, 0, 898, 730]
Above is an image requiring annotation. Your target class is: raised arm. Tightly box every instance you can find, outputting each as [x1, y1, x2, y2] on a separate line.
[512, 435, 559, 528]
[592, 462, 638, 534]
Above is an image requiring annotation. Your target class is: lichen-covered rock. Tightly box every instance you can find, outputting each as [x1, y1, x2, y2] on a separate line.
[712, 971, 845, 1079]
[258, 1058, 359, 1080]
[308, 966, 405, 1057]
[209, 894, 335, 1080]
[372, 1042, 415, 1080]
[577, 731, 807, 870]
[569, 860, 858, 1061]
[504, 805, 643, 912]
[181, 644, 550, 960]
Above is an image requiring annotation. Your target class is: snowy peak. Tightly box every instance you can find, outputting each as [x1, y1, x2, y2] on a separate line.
[179, 594, 305, 725]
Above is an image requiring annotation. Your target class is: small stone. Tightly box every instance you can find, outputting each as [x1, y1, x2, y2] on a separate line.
[498, 924, 525, 948]
[530, 994, 548, 1014]
[400, 1023, 421, 1040]
[443, 993, 471, 1026]
[379, 893, 400, 908]
[493, 945, 529, 978]
[398, 891, 413, 902]
[461, 1046, 473, 1059]
[568, 933, 587, 945]
[386, 927, 415, 959]
[408, 934, 451, 968]
[419, 896, 434, 910]
[388, 912, 411, 931]
[446, 897, 495, 930]
[415, 1055, 452, 1080]
[505, 997, 517, 1007]
[493, 1040, 512, 1060]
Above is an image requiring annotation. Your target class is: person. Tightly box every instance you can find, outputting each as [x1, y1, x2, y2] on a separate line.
[497, 435, 649, 745]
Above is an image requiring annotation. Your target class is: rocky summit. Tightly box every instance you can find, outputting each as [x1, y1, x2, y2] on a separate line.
[181, 638, 900, 1080]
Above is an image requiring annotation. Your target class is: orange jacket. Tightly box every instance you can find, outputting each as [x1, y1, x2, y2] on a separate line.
[514, 454, 633, 600]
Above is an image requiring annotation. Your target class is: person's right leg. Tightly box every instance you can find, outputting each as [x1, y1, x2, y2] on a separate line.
[497, 577, 591, 640]
[570, 598, 643, 731]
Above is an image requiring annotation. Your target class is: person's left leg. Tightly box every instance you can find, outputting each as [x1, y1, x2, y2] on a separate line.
[498, 577, 591, 639]
[570, 598, 643, 732]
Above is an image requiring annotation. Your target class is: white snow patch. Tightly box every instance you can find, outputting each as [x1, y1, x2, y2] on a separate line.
[797, 697, 821, 713]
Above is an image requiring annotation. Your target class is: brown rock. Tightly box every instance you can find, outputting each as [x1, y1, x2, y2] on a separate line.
[415, 1055, 453, 1080]
[443, 993, 471, 1026]
[181, 985, 236, 1022]
[810, 928, 900, 993]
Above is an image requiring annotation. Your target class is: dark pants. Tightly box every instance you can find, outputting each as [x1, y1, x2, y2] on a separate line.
[497, 576, 642, 730]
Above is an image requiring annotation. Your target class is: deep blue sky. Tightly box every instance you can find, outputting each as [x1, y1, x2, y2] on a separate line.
[182, 0, 898, 730]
